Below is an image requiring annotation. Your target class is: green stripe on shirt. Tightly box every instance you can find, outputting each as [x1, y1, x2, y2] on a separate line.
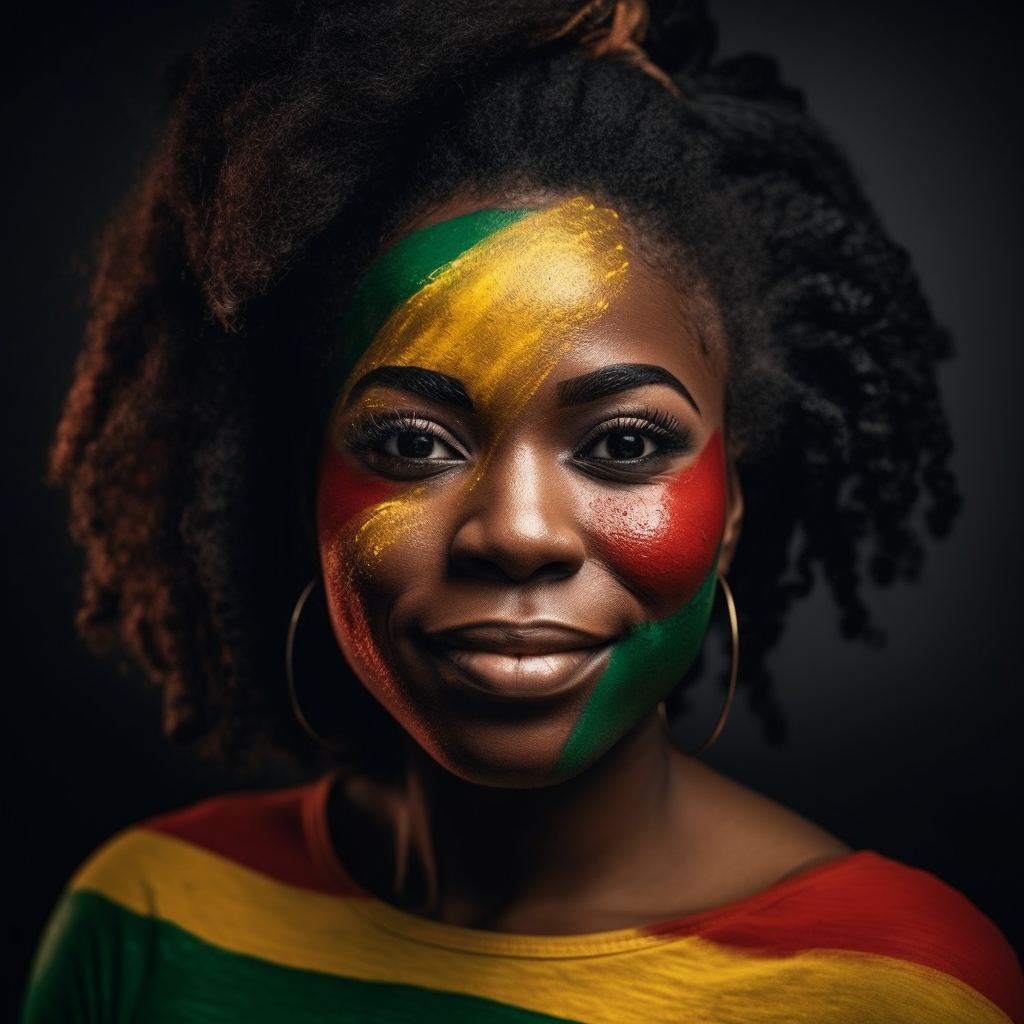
[22, 889, 579, 1024]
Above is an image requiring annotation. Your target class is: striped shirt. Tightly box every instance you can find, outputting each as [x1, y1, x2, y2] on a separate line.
[22, 777, 1024, 1023]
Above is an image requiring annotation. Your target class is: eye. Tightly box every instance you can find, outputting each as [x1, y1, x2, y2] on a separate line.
[586, 430, 659, 461]
[383, 430, 461, 460]
[345, 411, 468, 478]
[573, 408, 692, 478]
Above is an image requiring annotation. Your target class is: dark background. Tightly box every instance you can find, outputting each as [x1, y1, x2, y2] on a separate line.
[4, 0, 1022, 1016]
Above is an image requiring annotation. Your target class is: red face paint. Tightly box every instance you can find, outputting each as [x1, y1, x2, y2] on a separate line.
[316, 443, 397, 538]
[316, 444, 405, 707]
[587, 430, 727, 608]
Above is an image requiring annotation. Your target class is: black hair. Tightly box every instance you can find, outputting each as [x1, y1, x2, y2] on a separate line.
[50, 0, 958, 766]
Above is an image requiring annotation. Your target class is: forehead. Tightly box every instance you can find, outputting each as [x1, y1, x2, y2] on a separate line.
[330, 199, 628, 400]
[327, 197, 721, 420]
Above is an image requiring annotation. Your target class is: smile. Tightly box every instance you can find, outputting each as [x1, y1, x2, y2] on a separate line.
[422, 623, 614, 700]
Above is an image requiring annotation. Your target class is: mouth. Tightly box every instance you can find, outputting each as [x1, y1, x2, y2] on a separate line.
[421, 622, 614, 700]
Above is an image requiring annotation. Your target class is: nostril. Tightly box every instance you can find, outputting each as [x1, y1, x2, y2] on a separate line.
[449, 450, 587, 582]
[449, 515, 586, 582]
[451, 548, 582, 584]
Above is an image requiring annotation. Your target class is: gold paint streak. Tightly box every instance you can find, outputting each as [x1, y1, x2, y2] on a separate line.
[350, 492, 426, 563]
[338, 198, 630, 569]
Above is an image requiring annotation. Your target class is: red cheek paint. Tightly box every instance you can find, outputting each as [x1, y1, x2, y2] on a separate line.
[588, 430, 728, 607]
[315, 443, 397, 542]
[315, 443, 404, 704]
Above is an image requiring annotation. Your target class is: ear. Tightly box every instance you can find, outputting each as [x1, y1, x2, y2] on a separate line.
[717, 457, 744, 576]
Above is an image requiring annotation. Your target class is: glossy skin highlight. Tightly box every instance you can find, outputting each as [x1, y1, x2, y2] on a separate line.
[317, 198, 731, 784]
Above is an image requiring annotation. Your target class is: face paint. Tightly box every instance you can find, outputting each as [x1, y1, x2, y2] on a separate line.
[317, 445, 406, 704]
[317, 198, 630, 754]
[328, 197, 628, 560]
[553, 431, 728, 778]
[324, 208, 532, 401]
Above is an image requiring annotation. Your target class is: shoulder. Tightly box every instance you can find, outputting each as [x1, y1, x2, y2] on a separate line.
[21, 780, 344, 1023]
[711, 852, 1018, 969]
[136, 778, 337, 889]
[668, 851, 1024, 1023]
[66, 778, 350, 909]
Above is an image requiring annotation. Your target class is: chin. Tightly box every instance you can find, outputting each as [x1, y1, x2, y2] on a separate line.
[406, 708, 593, 790]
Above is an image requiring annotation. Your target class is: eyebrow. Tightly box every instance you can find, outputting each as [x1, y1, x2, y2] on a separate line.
[345, 365, 473, 410]
[557, 363, 701, 415]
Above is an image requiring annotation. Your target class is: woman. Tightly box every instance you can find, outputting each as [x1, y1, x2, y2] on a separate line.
[22, 0, 1023, 1021]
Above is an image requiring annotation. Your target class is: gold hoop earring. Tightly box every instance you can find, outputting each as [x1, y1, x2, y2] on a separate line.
[658, 572, 739, 756]
[286, 577, 347, 754]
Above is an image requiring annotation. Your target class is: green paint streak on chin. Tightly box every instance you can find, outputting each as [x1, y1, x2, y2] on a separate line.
[325, 208, 534, 408]
[552, 565, 719, 781]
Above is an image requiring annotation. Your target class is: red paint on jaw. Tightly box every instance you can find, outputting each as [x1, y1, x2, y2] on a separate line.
[588, 430, 728, 607]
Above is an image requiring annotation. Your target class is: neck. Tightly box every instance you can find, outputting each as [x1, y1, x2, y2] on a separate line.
[376, 712, 684, 933]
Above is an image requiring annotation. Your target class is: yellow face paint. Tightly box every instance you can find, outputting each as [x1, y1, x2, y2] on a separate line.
[330, 197, 630, 570]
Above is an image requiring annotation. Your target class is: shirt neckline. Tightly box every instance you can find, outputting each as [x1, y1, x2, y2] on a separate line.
[300, 771, 874, 959]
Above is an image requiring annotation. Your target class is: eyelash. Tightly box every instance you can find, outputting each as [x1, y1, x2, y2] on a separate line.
[345, 411, 464, 459]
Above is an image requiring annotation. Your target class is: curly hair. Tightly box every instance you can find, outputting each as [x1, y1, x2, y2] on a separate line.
[50, 0, 959, 767]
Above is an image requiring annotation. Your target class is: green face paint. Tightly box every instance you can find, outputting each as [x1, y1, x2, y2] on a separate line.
[554, 565, 718, 778]
[324, 208, 533, 408]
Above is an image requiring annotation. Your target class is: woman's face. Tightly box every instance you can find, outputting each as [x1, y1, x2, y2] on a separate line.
[317, 197, 739, 786]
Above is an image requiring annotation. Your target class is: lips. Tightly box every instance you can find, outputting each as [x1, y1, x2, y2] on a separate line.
[421, 623, 613, 699]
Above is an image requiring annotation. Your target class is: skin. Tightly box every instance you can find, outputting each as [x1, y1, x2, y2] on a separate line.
[317, 195, 848, 932]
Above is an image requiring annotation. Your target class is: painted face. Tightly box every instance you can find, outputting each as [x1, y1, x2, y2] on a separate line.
[317, 197, 730, 786]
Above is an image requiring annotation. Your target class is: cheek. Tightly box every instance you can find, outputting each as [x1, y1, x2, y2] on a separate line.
[315, 444, 404, 696]
[316, 443, 396, 547]
[551, 432, 728, 781]
[587, 430, 728, 607]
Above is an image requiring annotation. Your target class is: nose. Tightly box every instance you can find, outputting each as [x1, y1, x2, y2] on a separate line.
[449, 445, 586, 583]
